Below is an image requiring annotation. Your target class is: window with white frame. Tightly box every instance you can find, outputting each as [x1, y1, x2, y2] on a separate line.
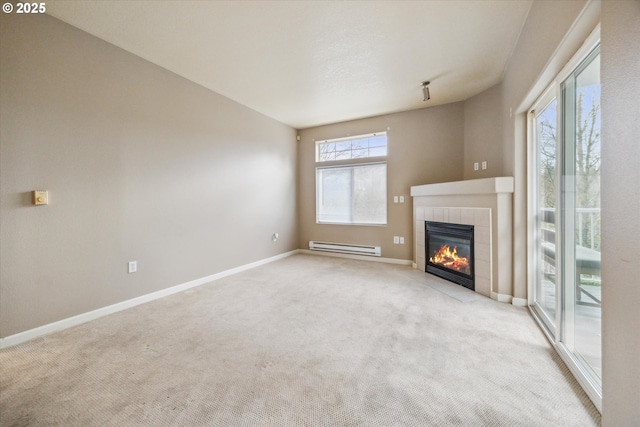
[315, 132, 387, 225]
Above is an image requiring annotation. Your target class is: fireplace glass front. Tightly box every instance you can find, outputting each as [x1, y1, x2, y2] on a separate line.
[425, 221, 474, 290]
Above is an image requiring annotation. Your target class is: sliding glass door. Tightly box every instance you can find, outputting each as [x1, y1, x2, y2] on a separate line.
[529, 35, 601, 406]
[561, 47, 602, 382]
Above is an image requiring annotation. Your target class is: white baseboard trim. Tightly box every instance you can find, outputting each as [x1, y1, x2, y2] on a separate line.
[511, 297, 528, 307]
[0, 250, 299, 349]
[299, 249, 413, 266]
[491, 291, 514, 304]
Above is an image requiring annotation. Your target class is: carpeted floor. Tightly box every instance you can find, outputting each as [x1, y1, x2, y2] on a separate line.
[1, 254, 601, 426]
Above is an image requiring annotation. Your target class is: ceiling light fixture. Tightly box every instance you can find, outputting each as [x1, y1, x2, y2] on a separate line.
[422, 81, 431, 102]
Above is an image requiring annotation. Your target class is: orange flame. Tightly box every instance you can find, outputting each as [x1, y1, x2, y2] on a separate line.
[429, 244, 470, 274]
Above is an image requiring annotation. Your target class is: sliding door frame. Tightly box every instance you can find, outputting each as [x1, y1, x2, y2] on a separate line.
[528, 84, 560, 335]
[527, 25, 601, 412]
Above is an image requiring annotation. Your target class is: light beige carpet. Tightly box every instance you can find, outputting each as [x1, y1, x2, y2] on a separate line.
[1, 254, 600, 426]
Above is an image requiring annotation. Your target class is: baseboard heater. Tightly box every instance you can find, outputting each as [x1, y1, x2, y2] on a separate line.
[308, 241, 381, 257]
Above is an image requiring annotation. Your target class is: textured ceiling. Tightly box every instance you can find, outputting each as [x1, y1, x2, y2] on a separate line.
[46, 0, 532, 129]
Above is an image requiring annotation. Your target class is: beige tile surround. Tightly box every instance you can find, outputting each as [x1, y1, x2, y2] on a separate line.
[411, 177, 515, 303]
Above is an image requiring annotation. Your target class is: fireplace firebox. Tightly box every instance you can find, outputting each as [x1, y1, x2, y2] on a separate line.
[425, 221, 474, 290]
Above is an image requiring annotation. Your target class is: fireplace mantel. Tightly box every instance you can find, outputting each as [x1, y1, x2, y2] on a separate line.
[411, 177, 520, 305]
[410, 177, 514, 197]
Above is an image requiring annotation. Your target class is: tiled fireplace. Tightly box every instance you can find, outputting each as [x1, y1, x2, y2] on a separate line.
[411, 177, 516, 303]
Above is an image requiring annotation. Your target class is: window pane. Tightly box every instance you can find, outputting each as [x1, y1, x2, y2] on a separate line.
[352, 163, 387, 224]
[534, 99, 558, 329]
[368, 135, 386, 147]
[316, 132, 387, 162]
[567, 50, 601, 383]
[335, 141, 352, 151]
[335, 150, 351, 160]
[317, 168, 352, 223]
[351, 148, 368, 159]
[318, 142, 335, 161]
[317, 163, 387, 224]
[351, 139, 367, 150]
[369, 146, 387, 157]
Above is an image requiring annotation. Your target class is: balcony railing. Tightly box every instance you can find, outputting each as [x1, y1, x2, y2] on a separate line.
[539, 207, 601, 307]
[540, 207, 601, 251]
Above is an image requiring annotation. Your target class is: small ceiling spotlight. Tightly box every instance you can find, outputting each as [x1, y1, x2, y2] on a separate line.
[422, 81, 431, 102]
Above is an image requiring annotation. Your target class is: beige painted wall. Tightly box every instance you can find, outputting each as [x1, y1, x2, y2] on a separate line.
[601, 1, 640, 424]
[0, 14, 298, 338]
[501, 0, 594, 175]
[463, 84, 503, 180]
[298, 105, 464, 261]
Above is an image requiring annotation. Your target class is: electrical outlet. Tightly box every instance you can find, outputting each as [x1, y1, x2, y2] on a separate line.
[482, 161, 487, 170]
[128, 261, 137, 274]
[474, 162, 479, 171]
[393, 196, 399, 203]
[393, 236, 400, 244]
[399, 196, 405, 203]
[399, 237, 405, 244]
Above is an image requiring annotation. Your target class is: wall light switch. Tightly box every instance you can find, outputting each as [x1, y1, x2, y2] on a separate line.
[399, 237, 405, 244]
[393, 196, 399, 203]
[393, 236, 400, 244]
[399, 196, 405, 203]
[33, 190, 48, 205]
[474, 162, 479, 171]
